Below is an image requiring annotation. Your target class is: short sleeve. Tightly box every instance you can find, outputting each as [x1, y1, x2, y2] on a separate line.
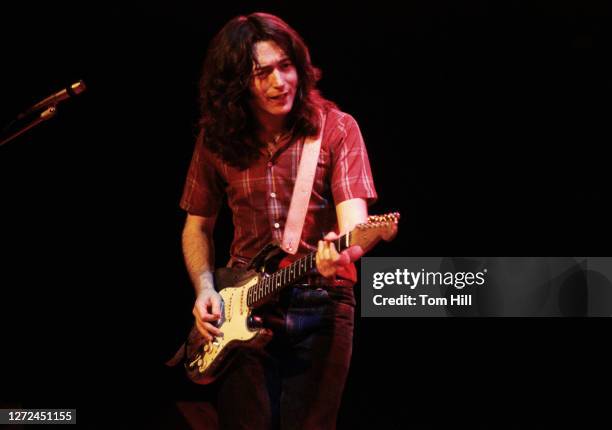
[179, 133, 225, 217]
[329, 113, 378, 206]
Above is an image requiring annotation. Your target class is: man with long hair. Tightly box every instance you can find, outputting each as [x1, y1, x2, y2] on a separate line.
[180, 12, 377, 429]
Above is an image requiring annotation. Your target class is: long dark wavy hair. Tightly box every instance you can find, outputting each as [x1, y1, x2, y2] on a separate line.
[198, 12, 336, 169]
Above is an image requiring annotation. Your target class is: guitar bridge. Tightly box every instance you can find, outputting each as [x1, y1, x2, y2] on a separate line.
[188, 353, 202, 369]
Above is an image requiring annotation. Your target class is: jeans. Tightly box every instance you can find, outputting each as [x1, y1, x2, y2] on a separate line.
[215, 282, 355, 430]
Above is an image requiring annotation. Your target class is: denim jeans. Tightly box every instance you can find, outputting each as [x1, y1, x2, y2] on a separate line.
[215, 282, 355, 430]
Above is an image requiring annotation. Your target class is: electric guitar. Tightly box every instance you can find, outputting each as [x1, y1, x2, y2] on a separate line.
[184, 212, 400, 385]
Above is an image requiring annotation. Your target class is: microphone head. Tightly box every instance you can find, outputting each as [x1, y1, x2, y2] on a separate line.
[70, 80, 86, 96]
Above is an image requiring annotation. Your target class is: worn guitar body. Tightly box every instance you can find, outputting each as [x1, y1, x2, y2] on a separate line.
[184, 213, 400, 385]
[185, 245, 280, 385]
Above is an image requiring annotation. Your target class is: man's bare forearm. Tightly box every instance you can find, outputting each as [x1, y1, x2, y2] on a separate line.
[182, 225, 216, 294]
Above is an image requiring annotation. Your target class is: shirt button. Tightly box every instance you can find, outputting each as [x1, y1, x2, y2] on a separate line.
[274, 222, 280, 229]
[267, 161, 273, 168]
[270, 192, 276, 198]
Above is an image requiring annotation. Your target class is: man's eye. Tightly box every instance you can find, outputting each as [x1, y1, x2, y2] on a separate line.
[254, 70, 269, 78]
[280, 62, 293, 69]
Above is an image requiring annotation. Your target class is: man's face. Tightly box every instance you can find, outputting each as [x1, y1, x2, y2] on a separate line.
[248, 40, 298, 121]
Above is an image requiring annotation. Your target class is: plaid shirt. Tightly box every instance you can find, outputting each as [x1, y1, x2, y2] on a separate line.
[180, 109, 377, 282]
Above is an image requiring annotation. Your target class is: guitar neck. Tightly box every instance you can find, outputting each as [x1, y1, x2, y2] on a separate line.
[246, 232, 351, 307]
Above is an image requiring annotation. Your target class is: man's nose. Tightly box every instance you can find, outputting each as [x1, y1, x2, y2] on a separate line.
[269, 68, 285, 88]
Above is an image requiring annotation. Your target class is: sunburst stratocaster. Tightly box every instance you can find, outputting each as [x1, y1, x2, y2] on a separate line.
[183, 212, 399, 384]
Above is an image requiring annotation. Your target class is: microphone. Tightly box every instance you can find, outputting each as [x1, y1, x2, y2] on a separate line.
[18, 80, 86, 119]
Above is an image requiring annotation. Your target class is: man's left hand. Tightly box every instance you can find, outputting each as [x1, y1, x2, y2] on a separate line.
[316, 231, 364, 279]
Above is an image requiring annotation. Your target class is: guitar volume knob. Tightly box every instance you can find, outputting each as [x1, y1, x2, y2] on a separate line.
[248, 315, 263, 328]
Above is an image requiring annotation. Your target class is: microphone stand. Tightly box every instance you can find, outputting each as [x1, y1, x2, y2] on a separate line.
[0, 106, 58, 148]
[1, 80, 85, 148]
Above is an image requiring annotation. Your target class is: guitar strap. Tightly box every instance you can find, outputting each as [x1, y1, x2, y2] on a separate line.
[281, 113, 326, 254]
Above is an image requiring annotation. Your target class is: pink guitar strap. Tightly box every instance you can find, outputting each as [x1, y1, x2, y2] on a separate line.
[281, 114, 326, 254]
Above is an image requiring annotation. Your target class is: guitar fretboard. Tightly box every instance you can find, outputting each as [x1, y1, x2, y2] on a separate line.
[246, 232, 351, 307]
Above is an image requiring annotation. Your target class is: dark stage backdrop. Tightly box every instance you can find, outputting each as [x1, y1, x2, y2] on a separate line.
[1, 1, 610, 428]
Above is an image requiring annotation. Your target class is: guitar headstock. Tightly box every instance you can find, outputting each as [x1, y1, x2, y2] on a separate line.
[349, 212, 400, 253]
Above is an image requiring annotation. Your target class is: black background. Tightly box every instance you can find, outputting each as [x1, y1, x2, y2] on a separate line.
[1, 1, 610, 428]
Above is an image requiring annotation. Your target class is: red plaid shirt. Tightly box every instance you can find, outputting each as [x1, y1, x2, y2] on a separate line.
[180, 109, 377, 282]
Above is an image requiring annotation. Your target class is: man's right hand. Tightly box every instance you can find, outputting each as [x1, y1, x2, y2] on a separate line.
[193, 288, 224, 342]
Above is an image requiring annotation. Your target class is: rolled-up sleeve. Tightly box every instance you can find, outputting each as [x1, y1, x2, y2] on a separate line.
[329, 113, 378, 206]
[180, 134, 224, 217]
